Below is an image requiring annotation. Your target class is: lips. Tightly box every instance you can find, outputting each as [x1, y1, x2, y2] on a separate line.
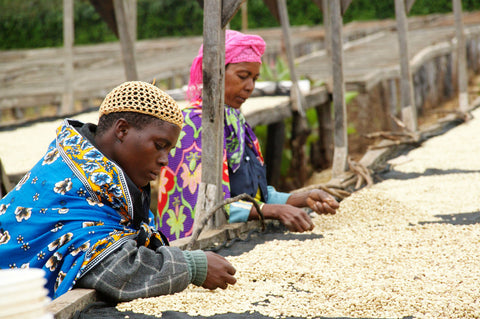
[149, 171, 159, 180]
[235, 96, 248, 105]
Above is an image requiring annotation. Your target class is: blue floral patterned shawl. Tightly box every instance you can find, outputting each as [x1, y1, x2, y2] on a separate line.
[0, 119, 167, 299]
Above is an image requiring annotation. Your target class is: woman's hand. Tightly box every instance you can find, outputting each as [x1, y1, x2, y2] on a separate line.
[202, 252, 237, 290]
[257, 203, 314, 232]
[305, 189, 339, 215]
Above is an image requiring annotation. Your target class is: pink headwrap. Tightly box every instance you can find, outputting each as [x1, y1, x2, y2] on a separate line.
[187, 30, 266, 102]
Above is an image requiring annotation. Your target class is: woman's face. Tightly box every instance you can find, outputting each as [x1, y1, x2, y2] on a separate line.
[224, 62, 261, 109]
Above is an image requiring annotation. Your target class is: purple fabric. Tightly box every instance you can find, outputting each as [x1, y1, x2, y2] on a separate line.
[157, 100, 264, 242]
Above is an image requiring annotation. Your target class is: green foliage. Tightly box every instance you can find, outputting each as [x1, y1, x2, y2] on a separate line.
[254, 89, 359, 181]
[0, 0, 63, 49]
[259, 58, 290, 82]
[2, 0, 480, 50]
[137, 0, 203, 38]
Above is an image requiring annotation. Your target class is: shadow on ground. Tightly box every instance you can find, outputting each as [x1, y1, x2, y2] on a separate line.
[419, 210, 480, 225]
[377, 168, 480, 182]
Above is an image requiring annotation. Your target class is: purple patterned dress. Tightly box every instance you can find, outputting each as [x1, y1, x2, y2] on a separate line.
[157, 99, 264, 241]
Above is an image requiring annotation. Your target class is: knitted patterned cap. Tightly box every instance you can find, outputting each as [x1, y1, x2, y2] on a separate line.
[99, 81, 183, 128]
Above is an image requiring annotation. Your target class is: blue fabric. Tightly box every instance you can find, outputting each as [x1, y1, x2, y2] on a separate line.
[229, 144, 269, 202]
[228, 186, 291, 223]
[266, 186, 291, 205]
[0, 120, 166, 299]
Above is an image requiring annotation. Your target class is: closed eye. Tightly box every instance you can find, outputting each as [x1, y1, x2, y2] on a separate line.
[155, 142, 166, 151]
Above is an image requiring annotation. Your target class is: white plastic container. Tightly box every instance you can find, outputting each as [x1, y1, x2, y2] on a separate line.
[0, 268, 52, 319]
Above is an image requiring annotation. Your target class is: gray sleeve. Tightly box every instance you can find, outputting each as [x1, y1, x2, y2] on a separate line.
[75, 239, 191, 302]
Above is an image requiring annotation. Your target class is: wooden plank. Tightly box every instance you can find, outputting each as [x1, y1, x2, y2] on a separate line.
[453, 0, 469, 111]
[395, 0, 417, 131]
[47, 289, 97, 319]
[330, 0, 349, 177]
[60, 0, 74, 116]
[113, 0, 138, 80]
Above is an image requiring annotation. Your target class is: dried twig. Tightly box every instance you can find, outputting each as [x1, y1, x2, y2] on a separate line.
[187, 194, 265, 250]
[291, 183, 351, 200]
[348, 157, 374, 189]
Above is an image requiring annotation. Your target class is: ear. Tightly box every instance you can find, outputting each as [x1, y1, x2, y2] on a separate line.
[113, 118, 130, 142]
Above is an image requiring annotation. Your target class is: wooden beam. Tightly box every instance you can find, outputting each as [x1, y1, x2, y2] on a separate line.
[197, 0, 245, 28]
[194, 0, 227, 234]
[406, 0, 416, 14]
[89, 0, 118, 37]
[453, 0, 469, 111]
[60, 0, 74, 116]
[46, 289, 97, 319]
[113, 0, 138, 80]
[330, 0, 349, 177]
[340, 0, 353, 16]
[222, 0, 245, 28]
[395, 0, 417, 132]
[262, 0, 280, 23]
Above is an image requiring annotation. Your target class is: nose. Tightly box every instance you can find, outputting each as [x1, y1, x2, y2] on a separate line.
[157, 150, 169, 167]
[244, 78, 255, 92]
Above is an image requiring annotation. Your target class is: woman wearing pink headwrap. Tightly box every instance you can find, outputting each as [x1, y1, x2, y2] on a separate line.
[157, 30, 339, 241]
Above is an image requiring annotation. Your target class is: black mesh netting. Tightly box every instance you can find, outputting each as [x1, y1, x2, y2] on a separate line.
[72, 223, 346, 319]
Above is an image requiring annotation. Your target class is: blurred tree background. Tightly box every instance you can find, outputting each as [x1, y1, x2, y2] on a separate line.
[1, 0, 480, 50]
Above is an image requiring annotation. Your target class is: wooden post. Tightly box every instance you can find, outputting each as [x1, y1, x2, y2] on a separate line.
[113, 0, 138, 81]
[330, 0, 348, 177]
[241, 0, 248, 31]
[126, 0, 137, 45]
[322, 0, 332, 63]
[315, 99, 333, 168]
[395, 0, 417, 132]
[0, 159, 12, 198]
[453, 0, 469, 111]
[276, 0, 305, 115]
[194, 0, 226, 233]
[60, 0, 74, 116]
[266, 122, 285, 186]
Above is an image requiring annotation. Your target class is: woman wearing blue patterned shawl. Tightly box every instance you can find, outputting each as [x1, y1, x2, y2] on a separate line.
[157, 30, 340, 242]
[0, 81, 236, 301]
